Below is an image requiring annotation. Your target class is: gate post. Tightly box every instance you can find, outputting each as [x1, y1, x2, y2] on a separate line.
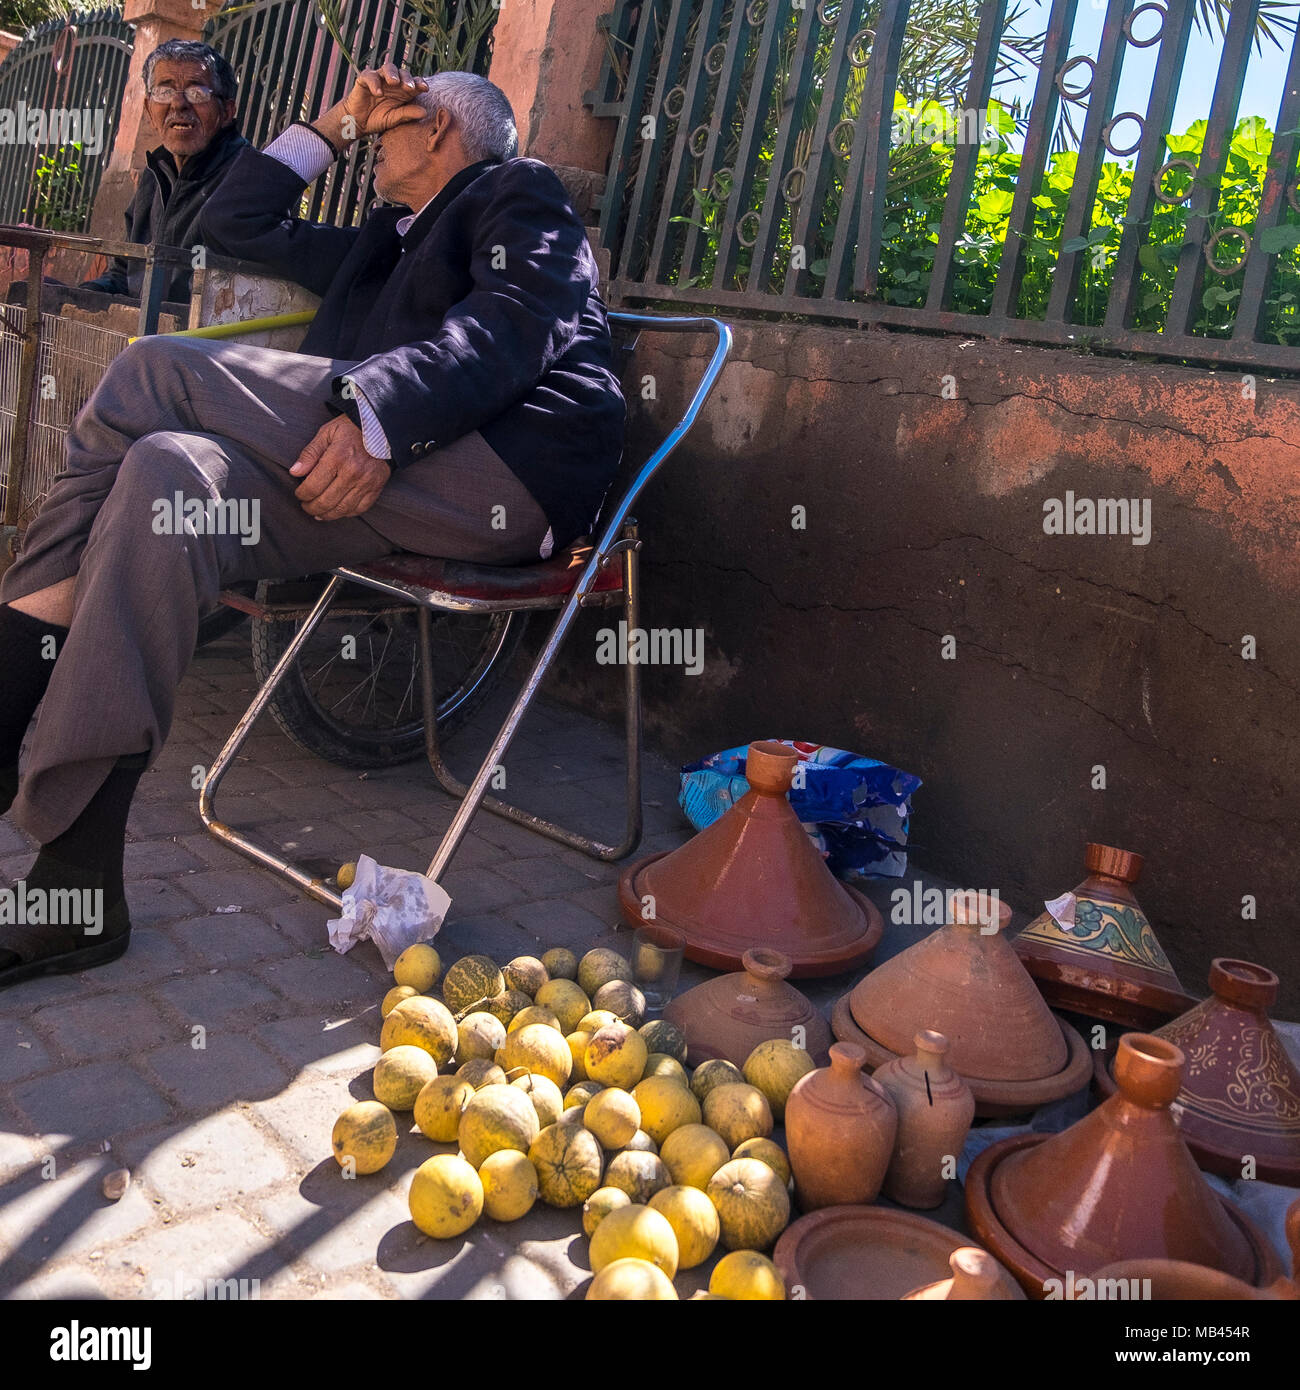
[487, 0, 616, 220]
[88, 0, 226, 241]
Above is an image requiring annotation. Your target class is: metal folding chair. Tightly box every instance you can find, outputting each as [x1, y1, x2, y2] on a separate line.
[200, 313, 733, 910]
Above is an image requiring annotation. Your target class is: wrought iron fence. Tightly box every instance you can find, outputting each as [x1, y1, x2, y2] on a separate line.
[0, 8, 133, 232]
[204, 0, 501, 228]
[590, 0, 1300, 371]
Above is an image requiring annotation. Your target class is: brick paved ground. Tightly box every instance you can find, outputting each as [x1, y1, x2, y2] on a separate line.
[3, 632, 1295, 1301]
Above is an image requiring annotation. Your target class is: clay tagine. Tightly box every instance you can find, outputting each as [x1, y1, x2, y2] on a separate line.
[872, 1030, 975, 1209]
[965, 1034, 1283, 1298]
[617, 741, 882, 977]
[902, 1248, 1025, 1301]
[1088, 1198, 1300, 1301]
[785, 1042, 897, 1209]
[1012, 842, 1195, 1028]
[832, 891, 1092, 1117]
[1096, 958, 1300, 1187]
[662, 946, 832, 1068]
[773, 1206, 1021, 1301]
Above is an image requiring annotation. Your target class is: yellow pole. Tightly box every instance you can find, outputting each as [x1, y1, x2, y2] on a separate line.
[129, 310, 317, 344]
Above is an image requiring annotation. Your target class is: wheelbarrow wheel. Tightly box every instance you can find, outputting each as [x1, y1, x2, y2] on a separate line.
[251, 596, 528, 769]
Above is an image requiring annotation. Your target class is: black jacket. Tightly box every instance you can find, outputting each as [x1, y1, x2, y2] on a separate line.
[199, 145, 626, 549]
[82, 124, 249, 302]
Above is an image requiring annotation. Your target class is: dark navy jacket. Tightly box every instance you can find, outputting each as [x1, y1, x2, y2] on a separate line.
[199, 146, 626, 549]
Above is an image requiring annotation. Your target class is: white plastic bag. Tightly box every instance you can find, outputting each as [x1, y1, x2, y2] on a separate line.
[325, 853, 450, 970]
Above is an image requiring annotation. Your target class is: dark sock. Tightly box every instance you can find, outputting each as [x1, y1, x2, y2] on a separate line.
[0, 603, 68, 812]
[0, 752, 145, 971]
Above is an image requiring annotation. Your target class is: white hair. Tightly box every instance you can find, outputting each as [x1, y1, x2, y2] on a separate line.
[415, 72, 518, 162]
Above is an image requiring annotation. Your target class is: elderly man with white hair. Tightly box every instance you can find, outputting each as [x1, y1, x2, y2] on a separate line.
[0, 63, 625, 988]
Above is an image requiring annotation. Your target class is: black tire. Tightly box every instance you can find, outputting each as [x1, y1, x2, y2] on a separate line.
[251, 594, 528, 769]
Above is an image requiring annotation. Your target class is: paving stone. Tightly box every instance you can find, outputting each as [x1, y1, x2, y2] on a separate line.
[13, 1061, 171, 1144]
[504, 896, 616, 950]
[244, 1069, 364, 1168]
[433, 914, 537, 966]
[174, 868, 301, 913]
[122, 1112, 290, 1210]
[5, 1266, 111, 1300]
[29, 990, 180, 1064]
[144, 1033, 289, 1110]
[103, 1210, 271, 1298]
[253, 949, 375, 1009]
[123, 838, 205, 878]
[0, 1129, 41, 1183]
[168, 911, 296, 970]
[263, 899, 336, 952]
[124, 877, 203, 927]
[329, 808, 429, 846]
[254, 1181, 413, 1278]
[261, 785, 356, 820]
[153, 969, 280, 1029]
[77, 926, 194, 989]
[437, 866, 528, 916]
[255, 1012, 381, 1077]
[0, 1017, 55, 1083]
[492, 855, 597, 896]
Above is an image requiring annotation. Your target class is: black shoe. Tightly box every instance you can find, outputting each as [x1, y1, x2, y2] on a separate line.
[0, 872, 131, 990]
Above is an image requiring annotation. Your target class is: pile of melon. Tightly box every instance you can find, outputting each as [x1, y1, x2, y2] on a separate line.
[330, 942, 816, 1300]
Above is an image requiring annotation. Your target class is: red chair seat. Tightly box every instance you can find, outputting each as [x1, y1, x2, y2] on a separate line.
[347, 541, 623, 605]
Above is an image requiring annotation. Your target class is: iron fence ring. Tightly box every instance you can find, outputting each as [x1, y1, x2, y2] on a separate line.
[689, 123, 712, 158]
[1124, 2, 1166, 47]
[745, 0, 769, 26]
[848, 28, 876, 68]
[705, 42, 728, 75]
[737, 210, 762, 247]
[710, 167, 733, 198]
[829, 118, 855, 159]
[1204, 226, 1251, 275]
[1102, 112, 1145, 157]
[782, 165, 807, 202]
[663, 85, 687, 120]
[1055, 55, 1096, 102]
[1153, 157, 1197, 204]
[817, 0, 842, 23]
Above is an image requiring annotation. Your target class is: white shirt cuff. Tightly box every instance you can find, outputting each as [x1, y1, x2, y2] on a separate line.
[352, 388, 392, 459]
[263, 124, 336, 183]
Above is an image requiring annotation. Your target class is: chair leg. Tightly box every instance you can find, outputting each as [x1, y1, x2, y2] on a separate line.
[199, 574, 346, 909]
[419, 539, 644, 879]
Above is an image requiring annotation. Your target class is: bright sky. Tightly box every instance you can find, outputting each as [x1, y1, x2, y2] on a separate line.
[999, 1, 1298, 143]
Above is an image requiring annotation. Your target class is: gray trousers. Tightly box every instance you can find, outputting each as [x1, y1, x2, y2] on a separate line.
[1, 334, 551, 845]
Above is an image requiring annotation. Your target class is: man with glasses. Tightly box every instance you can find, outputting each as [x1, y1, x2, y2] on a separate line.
[80, 39, 247, 303]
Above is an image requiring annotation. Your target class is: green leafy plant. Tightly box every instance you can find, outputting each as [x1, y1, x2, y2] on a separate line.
[22, 143, 92, 231]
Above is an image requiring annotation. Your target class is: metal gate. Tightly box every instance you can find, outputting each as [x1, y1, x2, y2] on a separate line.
[0, 8, 133, 232]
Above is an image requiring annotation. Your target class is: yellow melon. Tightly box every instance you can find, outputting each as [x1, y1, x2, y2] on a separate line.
[528, 1121, 604, 1207]
[373, 1045, 438, 1110]
[457, 1083, 540, 1168]
[381, 984, 418, 1018]
[501, 1022, 572, 1088]
[380, 995, 457, 1066]
[510, 1072, 564, 1128]
[733, 1137, 792, 1187]
[506, 1004, 563, 1035]
[482, 989, 532, 1025]
[541, 947, 578, 980]
[743, 1038, 816, 1121]
[702, 1082, 774, 1150]
[456, 1059, 507, 1090]
[584, 1088, 641, 1150]
[577, 948, 632, 998]
[582, 1186, 632, 1238]
[393, 942, 442, 992]
[589, 1203, 679, 1278]
[586, 1258, 678, 1301]
[566, 1030, 592, 1082]
[578, 1009, 619, 1033]
[584, 1022, 648, 1089]
[709, 1249, 786, 1300]
[638, 1019, 688, 1064]
[706, 1158, 791, 1251]
[592, 979, 646, 1026]
[631, 1076, 701, 1146]
[331, 1100, 397, 1174]
[409, 1154, 482, 1239]
[478, 1149, 538, 1222]
[534, 978, 592, 1033]
[604, 1150, 671, 1204]
[659, 1124, 732, 1190]
[641, 1053, 689, 1087]
[502, 955, 548, 996]
[413, 1074, 473, 1142]
[442, 954, 504, 1015]
[690, 1058, 744, 1102]
[649, 1185, 720, 1269]
[456, 1010, 506, 1062]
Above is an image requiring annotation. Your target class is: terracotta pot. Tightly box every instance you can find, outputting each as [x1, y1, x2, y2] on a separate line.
[785, 1041, 897, 1209]
[834, 891, 1093, 1117]
[872, 1029, 975, 1209]
[1154, 958, 1300, 1187]
[661, 946, 831, 1068]
[1088, 1198, 1300, 1301]
[1013, 842, 1195, 1028]
[965, 1034, 1282, 1297]
[902, 1248, 1024, 1301]
[616, 741, 883, 977]
[773, 1206, 1025, 1301]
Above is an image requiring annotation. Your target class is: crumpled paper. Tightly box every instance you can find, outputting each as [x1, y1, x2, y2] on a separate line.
[326, 854, 450, 970]
[1044, 890, 1076, 930]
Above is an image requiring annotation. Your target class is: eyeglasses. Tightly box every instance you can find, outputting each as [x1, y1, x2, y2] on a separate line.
[148, 84, 218, 105]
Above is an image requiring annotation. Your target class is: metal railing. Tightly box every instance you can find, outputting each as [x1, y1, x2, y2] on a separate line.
[204, 0, 500, 228]
[0, 8, 133, 232]
[589, 0, 1300, 371]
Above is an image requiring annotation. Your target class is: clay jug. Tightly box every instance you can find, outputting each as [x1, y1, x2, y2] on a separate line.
[974, 1034, 1258, 1283]
[1153, 958, 1300, 1186]
[785, 1041, 897, 1209]
[1013, 843, 1191, 1028]
[617, 741, 882, 976]
[873, 1030, 975, 1209]
[902, 1248, 1022, 1301]
[662, 947, 833, 1067]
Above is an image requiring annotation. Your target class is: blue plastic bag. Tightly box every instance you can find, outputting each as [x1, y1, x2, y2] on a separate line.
[679, 740, 921, 878]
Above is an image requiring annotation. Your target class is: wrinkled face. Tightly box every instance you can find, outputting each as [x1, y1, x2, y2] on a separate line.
[145, 57, 236, 164]
[372, 110, 439, 207]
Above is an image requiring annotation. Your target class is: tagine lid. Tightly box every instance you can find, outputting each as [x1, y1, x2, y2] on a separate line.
[772, 1205, 1022, 1301]
[845, 892, 1070, 1083]
[617, 741, 882, 978]
[1013, 842, 1190, 1026]
[1152, 959, 1300, 1185]
[662, 946, 833, 1067]
[967, 1035, 1276, 1290]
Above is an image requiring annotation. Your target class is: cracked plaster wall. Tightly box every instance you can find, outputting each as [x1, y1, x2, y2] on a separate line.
[545, 319, 1300, 1014]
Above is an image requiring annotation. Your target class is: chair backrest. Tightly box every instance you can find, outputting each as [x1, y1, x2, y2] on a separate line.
[591, 312, 733, 559]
